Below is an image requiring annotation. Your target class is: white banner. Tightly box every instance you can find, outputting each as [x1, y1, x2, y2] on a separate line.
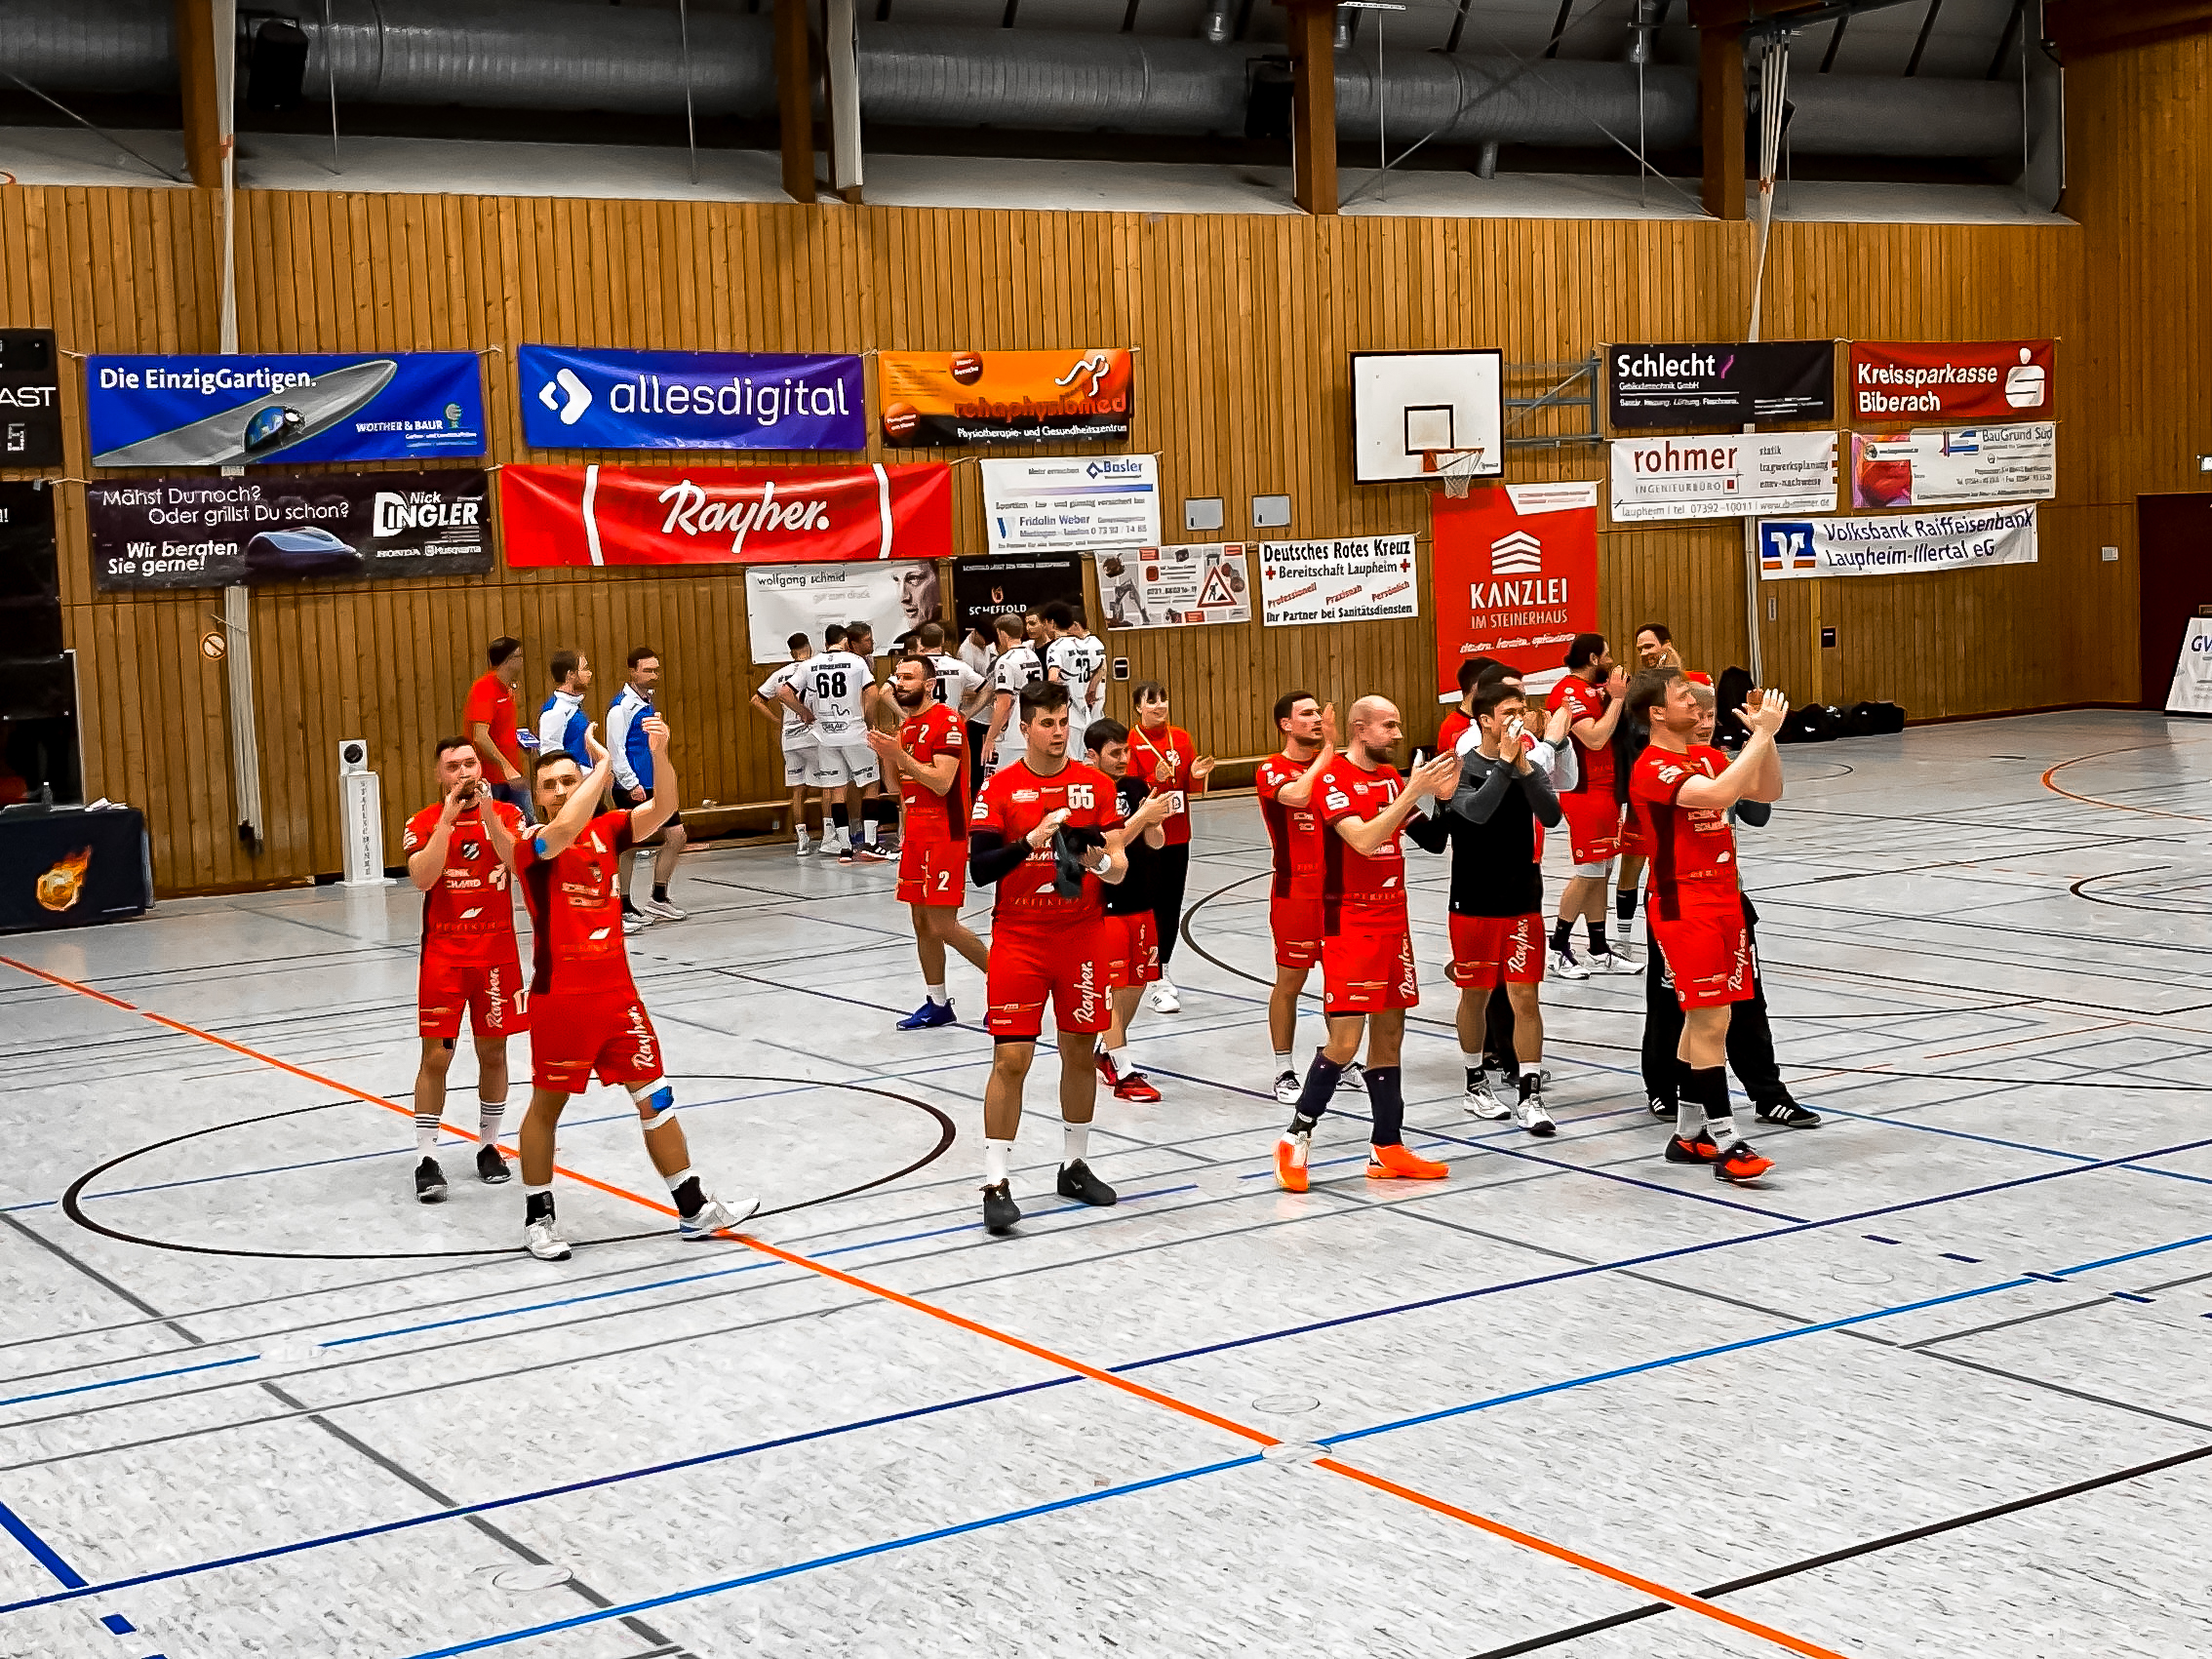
[2168, 613, 2212, 715]
[1757, 504, 2038, 581]
[1610, 429, 1837, 523]
[1259, 534, 1420, 627]
[1849, 422, 2057, 509]
[980, 454, 1161, 553]
[1095, 542, 1252, 629]
[742, 560, 943, 663]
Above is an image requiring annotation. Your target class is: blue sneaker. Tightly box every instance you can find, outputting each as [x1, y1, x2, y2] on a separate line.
[896, 999, 957, 1030]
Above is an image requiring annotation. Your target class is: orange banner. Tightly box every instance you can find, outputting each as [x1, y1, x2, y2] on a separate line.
[877, 349, 1134, 447]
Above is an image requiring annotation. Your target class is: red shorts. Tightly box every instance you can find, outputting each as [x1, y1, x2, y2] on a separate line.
[1445, 913, 1545, 990]
[1619, 813, 1649, 859]
[1101, 911, 1161, 989]
[529, 989, 664, 1093]
[1650, 888, 1754, 1009]
[896, 837, 966, 908]
[417, 954, 529, 1040]
[1271, 889, 1324, 970]
[1560, 792, 1623, 867]
[1321, 909, 1419, 1012]
[986, 919, 1112, 1038]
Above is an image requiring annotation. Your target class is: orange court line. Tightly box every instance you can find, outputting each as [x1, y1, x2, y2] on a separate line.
[2, 953, 1855, 1659]
[2041, 741, 2212, 824]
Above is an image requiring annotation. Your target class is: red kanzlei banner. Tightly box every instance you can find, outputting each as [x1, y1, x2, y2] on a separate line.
[498, 462, 953, 567]
[1430, 484, 1600, 700]
[1847, 339, 2054, 422]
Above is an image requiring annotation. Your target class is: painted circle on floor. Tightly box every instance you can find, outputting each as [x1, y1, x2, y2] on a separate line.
[60, 1074, 956, 1261]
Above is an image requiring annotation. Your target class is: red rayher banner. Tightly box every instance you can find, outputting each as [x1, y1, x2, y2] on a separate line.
[497, 462, 953, 566]
[1848, 339, 2054, 422]
[1430, 484, 1599, 698]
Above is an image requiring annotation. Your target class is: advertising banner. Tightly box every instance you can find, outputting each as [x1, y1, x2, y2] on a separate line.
[87, 352, 486, 467]
[743, 561, 944, 664]
[517, 345, 865, 452]
[949, 555, 1085, 641]
[1847, 339, 2054, 422]
[1849, 422, 2057, 509]
[879, 349, 1134, 447]
[1607, 340, 1834, 429]
[2166, 612, 2212, 716]
[498, 462, 953, 567]
[1431, 484, 1599, 697]
[980, 454, 1160, 553]
[86, 470, 492, 591]
[1094, 543, 1252, 629]
[1259, 534, 1420, 629]
[1609, 429, 1837, 523]
[1758, 504, 2037, 581]
[0, 331, 62, 467]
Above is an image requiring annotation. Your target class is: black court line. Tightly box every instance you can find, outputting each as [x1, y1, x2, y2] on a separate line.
[1463, 1440, 2212, 1658]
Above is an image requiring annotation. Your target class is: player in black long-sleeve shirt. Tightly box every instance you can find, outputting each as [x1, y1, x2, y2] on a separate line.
[1406, 680, 1566, 1135]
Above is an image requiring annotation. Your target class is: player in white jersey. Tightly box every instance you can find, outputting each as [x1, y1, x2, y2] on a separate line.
[917, 619, 984, 711]
[749, 631, 819, 856]
[958, 623, 1000, 772]
[980, 611, 1045, 776]
[1043, 602, 1105, 745]
[777, 623, 887, 863]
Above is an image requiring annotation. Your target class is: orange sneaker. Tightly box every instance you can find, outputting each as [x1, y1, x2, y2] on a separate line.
[1714, 1140, 1774, 1184]
[1366, 1142, 1448, 1180]
[1274, 1131, 1311, 1193]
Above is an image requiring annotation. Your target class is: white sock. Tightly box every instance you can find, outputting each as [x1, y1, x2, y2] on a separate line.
[1106, 1047, 1129, 1077]
[1062, 1121, 1090, 1167]
[1273, 1049, 1294, 1074]
[414, 1114, 439, 1155]
[864, 818, 880, 847]
[662, 1165, 695, 1196]
[1707, 1113, 1740, 1148]
[983, 1137, 1014, 1186]
[1459, 1047, 1483, 1072]
[477, 1092, 506, 1143]
[1676, 1099, 1708, 1141]
[927, 983, 949, 1007]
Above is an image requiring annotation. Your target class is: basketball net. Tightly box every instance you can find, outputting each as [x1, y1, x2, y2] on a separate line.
[1422, 449, 1484, 498]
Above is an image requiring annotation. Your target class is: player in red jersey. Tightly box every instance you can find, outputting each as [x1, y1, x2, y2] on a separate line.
[1255, 691, 1361, 1107]
[1626, 667, 1790, 1185]
[1087, 718, 1178, 1103]
[1435, 655, 1498, 756]
[402, 737, 527, 1205]
[1547, 633, 1637, 978]
[968, 681, 1130, 1235]
[1127, 682, 1213, 1013]
[869, 654, 990, 1030]
[1274, 696, 1460, 1193]
[511, 718, 754, 1261]
[1615, 622, 1711, 950]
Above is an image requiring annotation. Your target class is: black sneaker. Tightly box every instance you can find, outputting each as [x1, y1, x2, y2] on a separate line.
[981, 1181, 1021, 1235]
[475, 1142, 511, 1183]
[1757, 1098, 1822, 1129]
[1647, 1094, 1677, 1120]
[1056, 1159, 1118, 1207]
[414, 1156, 449, 1204]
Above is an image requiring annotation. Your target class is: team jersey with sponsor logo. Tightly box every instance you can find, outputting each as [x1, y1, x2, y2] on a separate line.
[993, 644, 1046, 700]
[897, 702, 970, 845]
[1254, 752, 1326, 897]
[403, 801, 524, 964]
[1127, 723, 1202, 847]
[1046, 635, 1104, 714]
[514, 810, 639, 996]
[794, 650, 875, 742]
[1317, 756, 1411, 923]
[1630, 743, 1741, 897]
[927, 652, 983, 709]
[758, 660, 814, 745]
[969, 758, 1124, 923]
[1552, 675, 1616, 796]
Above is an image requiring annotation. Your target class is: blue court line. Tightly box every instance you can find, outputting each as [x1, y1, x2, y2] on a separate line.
[0, 1498, 83, 1589]
[0, 1354, 257, 1410]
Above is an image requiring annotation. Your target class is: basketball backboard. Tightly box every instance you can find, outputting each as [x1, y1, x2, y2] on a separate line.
[1350, 349, 1505, 485]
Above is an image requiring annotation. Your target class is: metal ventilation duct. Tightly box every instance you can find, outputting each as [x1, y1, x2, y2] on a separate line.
[0, 0, 2027, 161]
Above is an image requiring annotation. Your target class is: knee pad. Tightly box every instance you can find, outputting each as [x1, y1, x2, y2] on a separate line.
[636, 1084, 679, 1128]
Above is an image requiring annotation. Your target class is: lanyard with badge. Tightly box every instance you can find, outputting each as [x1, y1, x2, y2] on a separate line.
[1131, 726, 1186, 817]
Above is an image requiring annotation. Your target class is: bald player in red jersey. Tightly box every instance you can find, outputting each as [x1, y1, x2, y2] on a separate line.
[1274, 696, 1461, 1193]
[1255, 690, 1363, 1106]
[869, 653, 990, 1030]
[510, 718, 754, 1262]
[968, 680, 1129, 1236]
[402, 737, 527, 1205]
[1627, 667, 1791, 1185]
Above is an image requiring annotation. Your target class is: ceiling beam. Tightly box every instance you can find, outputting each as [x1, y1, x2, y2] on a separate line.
[1699, 16, 1746, 219]
[2046, 0, 2212, 60]
[774, 0, 816, 203]
[1280, 0, 1338, 215]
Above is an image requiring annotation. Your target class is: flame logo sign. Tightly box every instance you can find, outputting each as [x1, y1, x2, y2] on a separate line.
[35, 849, 91, 914]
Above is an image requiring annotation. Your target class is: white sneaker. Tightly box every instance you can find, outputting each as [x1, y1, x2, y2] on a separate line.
[1513, 1075, 1558, 1137]
[621, 911, 650, 935]
[795, 837, 814, 858]
[1273, 1071, 1301, 1105]
[1463, 1072, 1511, 1121]
[1591, 948, 1639, 975]
[1611, 914, 1635, 944]
[679, 1191, 762, 1240]
[1339, 1060, 1367, 1094]
[524, 1217, 571, 1261]
[1550, 948, 1589, 981]
[1150, 977, 1181, 1014]
[638, 896, 688, 922]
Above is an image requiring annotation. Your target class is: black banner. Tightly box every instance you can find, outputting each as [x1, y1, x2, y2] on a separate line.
[950, 555, 1084, 643]
[0, 809, 151, 932]
[1607, 340, 1835, 430]
[0, 330, 62, 468]
[88, 469, 493, 590]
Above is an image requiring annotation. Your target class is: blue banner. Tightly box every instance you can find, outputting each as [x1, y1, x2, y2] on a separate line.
[517, 345, 865, 452]
[87, 353, 484, 468]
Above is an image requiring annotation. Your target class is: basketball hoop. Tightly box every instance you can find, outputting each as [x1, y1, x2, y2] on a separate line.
[1422, 448, 1487, 498]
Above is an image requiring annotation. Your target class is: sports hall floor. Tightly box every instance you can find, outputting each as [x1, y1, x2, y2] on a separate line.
[0, 708, 2207, 1659]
